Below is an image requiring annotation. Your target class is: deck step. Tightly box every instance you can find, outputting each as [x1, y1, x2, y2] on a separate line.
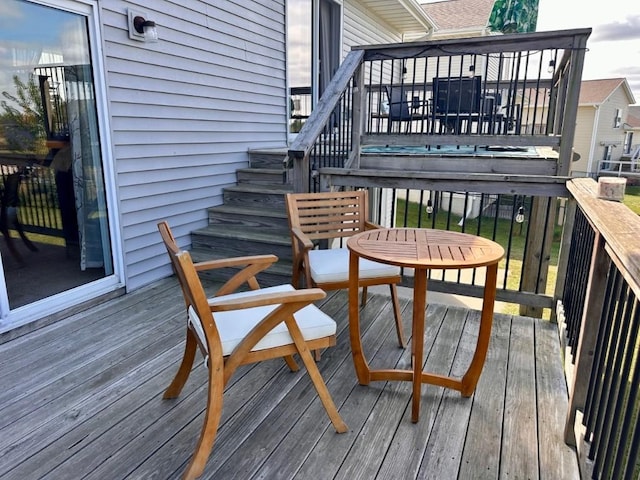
[191, 225, 293, 286]
[191, 224, 292, 262]
[248, 148, 288, 169]
[207, 204, 290, 234]
[222, 183, 292, 209]
[188, 147, 294, 287]
[237, 168, 286, 185]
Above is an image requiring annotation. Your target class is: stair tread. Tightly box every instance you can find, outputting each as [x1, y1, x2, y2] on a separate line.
[237, 167, 283, 173]
[224, 183, 292, 194]
[208, 203, 288, 219]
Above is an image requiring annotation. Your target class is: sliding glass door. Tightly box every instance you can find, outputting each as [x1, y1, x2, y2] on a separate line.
[0, 0, 115, 324]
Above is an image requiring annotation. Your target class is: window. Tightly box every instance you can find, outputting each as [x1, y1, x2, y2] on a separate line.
[602, 145, 613, 170]
[624, 132, 633, 154]
[614, 108, 622, 128]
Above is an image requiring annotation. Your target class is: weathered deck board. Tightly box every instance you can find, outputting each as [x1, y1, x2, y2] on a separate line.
[0, 277, 579, 480]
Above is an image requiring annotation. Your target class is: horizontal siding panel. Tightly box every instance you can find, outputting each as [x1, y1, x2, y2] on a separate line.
[105, 57, 284, 95]
[120, 192, 223, 225]
[106, 72, 284, 102]
[114, 129, 283, 147]
[118, 175, 236, 200]
[114, 153, 245, 173]
[113, 117, 284, 134]
[112, 137, 278, 158]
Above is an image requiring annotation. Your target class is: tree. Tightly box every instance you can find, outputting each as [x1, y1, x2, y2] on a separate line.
[0, 74, 47, 155]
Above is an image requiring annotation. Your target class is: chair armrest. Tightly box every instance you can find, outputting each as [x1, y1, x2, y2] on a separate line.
[290, 227, 314, 251]
[364, 220, 384, 230]
[210, 288, 326, 312]
[193, 254, 278, 272]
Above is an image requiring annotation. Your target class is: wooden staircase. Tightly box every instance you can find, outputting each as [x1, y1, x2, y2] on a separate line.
[189, 148, 295, 286]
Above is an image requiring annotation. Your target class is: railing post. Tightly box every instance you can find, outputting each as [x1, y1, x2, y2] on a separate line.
[564, 232, 608, 446]
[519, 197, 556, 318]
[292, 153, 310, 193]
[350, 63, 365, 170]
[557, 34, 588, 176]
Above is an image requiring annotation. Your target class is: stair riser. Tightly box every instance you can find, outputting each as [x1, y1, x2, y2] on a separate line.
[191, 235, 292, 261]
[237, 170, 287, 185]
[198, 267, 293, 288]
[207, 211, 290, 234]
[223, 190, 286, 209]
[249, 152, 287, 169]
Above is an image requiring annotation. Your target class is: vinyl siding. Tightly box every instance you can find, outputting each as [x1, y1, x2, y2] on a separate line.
[99, 1, 287, 290]
[572, 86, 631, 176]
[572, 107, 597, 176]
[343, 0, 403, 54]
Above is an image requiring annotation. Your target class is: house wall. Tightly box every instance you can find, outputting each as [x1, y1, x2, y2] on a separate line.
[343, 1, 403, 54]
[100, 1, 288, 290]
[572, 87, 631, 176]
[571, 106, 597, 176]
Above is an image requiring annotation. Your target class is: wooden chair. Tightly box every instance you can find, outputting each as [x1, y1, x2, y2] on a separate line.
[285, 190, 406, 347]
[157, 220, 299, 387]
[158, 223, 347, 479]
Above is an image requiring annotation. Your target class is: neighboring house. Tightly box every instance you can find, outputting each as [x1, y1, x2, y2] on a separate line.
[0, 0, 437, 333]
[571, 78, 637, 177]
[623, 105, 640, 161]
[420, 0, 497, 40]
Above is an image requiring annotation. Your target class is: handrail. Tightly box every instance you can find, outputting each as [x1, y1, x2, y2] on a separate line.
[561, 177, 640, 479]
[288, 50, 364, 160]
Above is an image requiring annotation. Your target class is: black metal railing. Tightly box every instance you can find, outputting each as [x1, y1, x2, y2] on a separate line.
[562, 178, 640, 479]
[0, 164, 63, 237]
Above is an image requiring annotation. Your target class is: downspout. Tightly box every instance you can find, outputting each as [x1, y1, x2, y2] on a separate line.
[586, 105, 599, 176]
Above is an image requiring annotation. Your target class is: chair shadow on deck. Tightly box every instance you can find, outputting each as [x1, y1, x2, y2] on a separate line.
[157, 221, 347, 479]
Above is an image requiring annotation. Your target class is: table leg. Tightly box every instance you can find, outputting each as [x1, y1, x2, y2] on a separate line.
[348, 250, 370, 385]
[461, 262, 499, 396]
[411, 268, 428, 423]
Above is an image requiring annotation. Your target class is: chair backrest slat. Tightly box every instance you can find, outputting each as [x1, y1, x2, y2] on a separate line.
[286, 190, 368, 242]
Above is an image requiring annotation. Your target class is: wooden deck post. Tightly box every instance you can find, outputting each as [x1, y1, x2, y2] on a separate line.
[519, 196, 556, 318]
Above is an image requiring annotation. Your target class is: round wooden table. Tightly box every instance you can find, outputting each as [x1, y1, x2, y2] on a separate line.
[347, 228, 505, 422]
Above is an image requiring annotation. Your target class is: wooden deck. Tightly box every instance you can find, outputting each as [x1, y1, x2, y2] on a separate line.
[0, 276, 579, 479]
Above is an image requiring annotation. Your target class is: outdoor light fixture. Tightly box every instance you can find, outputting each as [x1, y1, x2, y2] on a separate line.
[547, 59, 555, 74]
[128, 9, 158, 42]
[468, 64, 476, 77]
[515, 206, 525, 224]
[426, 199, 434, 215]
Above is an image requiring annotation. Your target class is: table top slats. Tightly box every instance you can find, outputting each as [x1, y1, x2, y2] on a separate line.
[348, 228, 504, 269]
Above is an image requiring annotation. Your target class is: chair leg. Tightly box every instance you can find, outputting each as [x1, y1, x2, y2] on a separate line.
[360, 286, 368, 307]
[182, 359, 225, 480]
[164, 327, 198, 399]
[286, 319, 348, 433]
[390, 284, 406, 348]
[283, 354, 300, 371]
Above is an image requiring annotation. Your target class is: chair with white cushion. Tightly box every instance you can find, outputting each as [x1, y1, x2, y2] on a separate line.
[285, 190, 406, 347]
[159, 236, 347, 479]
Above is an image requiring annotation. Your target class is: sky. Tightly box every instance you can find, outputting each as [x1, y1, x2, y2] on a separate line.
[535, 0, 640, 104]
[420, 0, 640, 105]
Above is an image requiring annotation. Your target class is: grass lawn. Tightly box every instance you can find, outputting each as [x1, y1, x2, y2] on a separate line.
[395, 197, 561, 318]
[624, 186, 640, 214]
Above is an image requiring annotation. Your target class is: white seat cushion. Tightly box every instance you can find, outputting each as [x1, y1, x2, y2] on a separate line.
[189, 284, 336, 357]
[308, 247, 400, 284]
